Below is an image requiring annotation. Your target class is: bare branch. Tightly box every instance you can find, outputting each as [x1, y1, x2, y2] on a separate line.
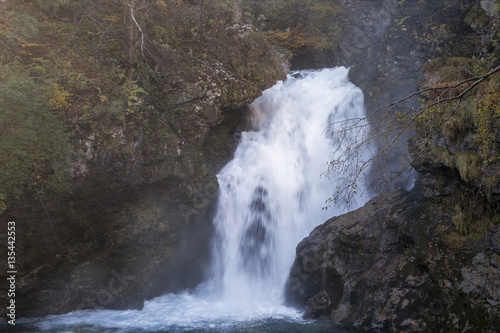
[326, 64, 500, 207]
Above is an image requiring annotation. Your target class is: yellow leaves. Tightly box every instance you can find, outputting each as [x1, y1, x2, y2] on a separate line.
[394, 16, 409, 31]
[155, 0, 182, 9]
[413, 24, 448, 49]
[156, 1, 168, 9]
[21, 42, 45, 47]
[18, 42, 46, 56]
[46, 82, 71, 110]
[103, 14, 119, 22]
[267, 28, 321, 54]
[0, 12, 14, 37]
[123, 79, 147, 116]
[97, 87, 109, 103]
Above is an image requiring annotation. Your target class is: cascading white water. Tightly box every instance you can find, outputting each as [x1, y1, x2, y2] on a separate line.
[20, 67, 370, 333]
[205, 67, 369, 310]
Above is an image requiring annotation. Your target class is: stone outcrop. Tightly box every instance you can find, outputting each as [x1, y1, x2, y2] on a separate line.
[285, 184, 500, 332]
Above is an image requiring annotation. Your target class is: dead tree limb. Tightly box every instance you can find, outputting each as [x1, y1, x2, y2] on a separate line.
[326, 65, 500, 207]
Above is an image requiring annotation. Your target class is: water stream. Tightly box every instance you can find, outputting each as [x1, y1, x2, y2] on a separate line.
[14, 67, 370, 333]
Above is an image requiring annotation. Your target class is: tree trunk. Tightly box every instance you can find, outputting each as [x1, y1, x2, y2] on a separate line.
[124, 0, 135, 80]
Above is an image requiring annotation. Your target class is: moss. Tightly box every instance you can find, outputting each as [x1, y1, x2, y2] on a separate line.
[465, 4, 491, 29]
[441, 99, 478, 143]
[422, 57, 480, 82]
[440, 230, 467, 249]
[442, 119, 461, 143]
[418, 58, 486, 145]
[484, 176, 498, 189]
[456, 151, 482, 184]
[432, 147, 454, 167]
[439, 195, 496, 248]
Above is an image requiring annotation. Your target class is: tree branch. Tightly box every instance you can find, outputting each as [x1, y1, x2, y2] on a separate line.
[326, 64, 500, 207]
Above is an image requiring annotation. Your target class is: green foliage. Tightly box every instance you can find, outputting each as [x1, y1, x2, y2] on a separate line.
[386, 0, 479, 59]
[4, 11, 41, 44]
[245, 0, 344, 55]
[465, 3, 491, 28]
[394, 16, 410, 31]
[422, 57, 485, 83]
[123, 78, 147, 116]
[442, 98, 477, 143]
[456, 151, 482, 184]
[476, 89, 500, 164]
[431, 148, 454, 167]
[0, 0, 285, 213]
[418, 58, 489, 142]
[415, 59, 483, 134]
[0, 63, 72, 201]
[416, 58, 500, 192]
[36, 0, 72, 18]
[439, 199, 496, 248]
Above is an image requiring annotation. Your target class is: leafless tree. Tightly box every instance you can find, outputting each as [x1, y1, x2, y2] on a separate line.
[325, 64, 500, 207]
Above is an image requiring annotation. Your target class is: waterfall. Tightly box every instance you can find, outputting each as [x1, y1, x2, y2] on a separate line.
[204, 67, 369, 309]
[24, 67, 369, 332]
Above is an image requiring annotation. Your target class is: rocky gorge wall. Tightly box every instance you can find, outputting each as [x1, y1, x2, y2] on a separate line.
[286, 184, 500, 332]
[285, 0, 500, 331]
[0, 0, 287, 318]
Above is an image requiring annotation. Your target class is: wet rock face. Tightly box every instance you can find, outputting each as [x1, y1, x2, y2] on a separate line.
[285, 187, 500, 332]
[285, 1, 500, 331]
[286, 189, 425, 329]
[293, 0, 421, 109]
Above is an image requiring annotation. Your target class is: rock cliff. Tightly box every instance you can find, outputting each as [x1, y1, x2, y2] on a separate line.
[286, 184, 500, 332]
[0, 0, 286, 318]
[285, 0, 500, 332]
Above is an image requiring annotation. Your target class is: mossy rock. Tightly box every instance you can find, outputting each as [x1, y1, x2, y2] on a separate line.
[465, 3, 491, 29]
[456, 151, 482, 184]
[432, 147, 454, 168]
[422, 57, 481, 85]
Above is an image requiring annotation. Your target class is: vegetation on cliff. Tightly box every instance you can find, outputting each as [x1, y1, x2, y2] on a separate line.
[326, 0, 500, 208]
[0, 0, 285, 317]
[248, 0, 344, 55]
[0, 0, 284, 209]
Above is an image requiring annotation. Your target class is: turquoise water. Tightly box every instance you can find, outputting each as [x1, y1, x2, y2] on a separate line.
[6, 291, 354, 332]
[5, 318, 353, 333]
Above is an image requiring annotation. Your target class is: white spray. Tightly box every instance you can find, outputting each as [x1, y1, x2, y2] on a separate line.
[205, 67, 369, 310]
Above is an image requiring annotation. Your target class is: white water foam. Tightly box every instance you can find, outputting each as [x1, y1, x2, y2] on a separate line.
[29, 292, 303, 332]
[25, 67, 370, 332]
[204, 67, 370, 309]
